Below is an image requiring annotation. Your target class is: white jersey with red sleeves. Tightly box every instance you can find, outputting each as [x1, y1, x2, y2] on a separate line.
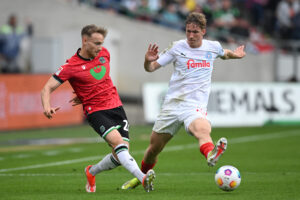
[157, 39, 224, 109]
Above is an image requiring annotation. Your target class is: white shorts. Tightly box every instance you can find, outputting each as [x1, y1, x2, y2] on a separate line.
[153, 105, 208, 136]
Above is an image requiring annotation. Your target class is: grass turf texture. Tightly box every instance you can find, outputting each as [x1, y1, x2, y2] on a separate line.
[0, 124, 300, 200]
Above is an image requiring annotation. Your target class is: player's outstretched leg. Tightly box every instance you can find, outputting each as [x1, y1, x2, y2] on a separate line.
[121, 160, 156, 190]
[121, 177, 140, 190]
[142, 169, 156, 192]
[121, 170, 156, 191]
[121, 169, 156, 192]
[85, 165, 96, 192]
[207, 137, 227, 167]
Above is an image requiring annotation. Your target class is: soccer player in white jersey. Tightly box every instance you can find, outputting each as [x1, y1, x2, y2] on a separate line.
[121, 12, 246, 190]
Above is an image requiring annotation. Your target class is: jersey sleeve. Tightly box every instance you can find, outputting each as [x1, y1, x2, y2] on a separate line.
[52, 63, 71, 84]
[157, 42, 177, 66]
[215, 41, 225, 57]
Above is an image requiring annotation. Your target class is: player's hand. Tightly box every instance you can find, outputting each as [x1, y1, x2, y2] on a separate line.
[43, 107, 60, 119]
[69, 93, 82, 106]
[145, 44, 159, 62]
[233, 45, 246, 58]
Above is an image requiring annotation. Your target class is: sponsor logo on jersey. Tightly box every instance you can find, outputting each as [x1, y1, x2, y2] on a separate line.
[187, 59, 210, 69]
[99, 57, 106, 64]
[81, 65, 86, 70]
[180, 52, 186, 56]
[90, 65, 106, 80]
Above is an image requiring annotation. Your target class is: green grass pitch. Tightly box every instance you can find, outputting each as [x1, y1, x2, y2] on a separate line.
[0, 124, 300, 200]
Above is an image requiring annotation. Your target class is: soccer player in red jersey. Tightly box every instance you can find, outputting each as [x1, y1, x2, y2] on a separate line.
[41, 25, 155, 193]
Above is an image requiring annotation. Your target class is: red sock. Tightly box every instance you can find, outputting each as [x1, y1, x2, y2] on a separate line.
[141, 160, 156, 173]
[200, 142, 215, 159]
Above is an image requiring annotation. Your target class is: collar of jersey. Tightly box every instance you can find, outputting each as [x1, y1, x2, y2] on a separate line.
[77, 48, 94, 61]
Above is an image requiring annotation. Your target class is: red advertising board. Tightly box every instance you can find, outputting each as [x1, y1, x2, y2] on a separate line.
[0, 75, 83, 131]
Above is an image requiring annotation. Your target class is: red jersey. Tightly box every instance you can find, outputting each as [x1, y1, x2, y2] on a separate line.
[53, 48, 122, 115]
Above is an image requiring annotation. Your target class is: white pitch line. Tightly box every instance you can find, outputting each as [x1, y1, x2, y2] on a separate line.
[0, 172, 214, 177]
[230, 129, 300, 144]
[1, 171, 300, 177]
[0, 129, 299, 173]
[0, 173, 81, 177]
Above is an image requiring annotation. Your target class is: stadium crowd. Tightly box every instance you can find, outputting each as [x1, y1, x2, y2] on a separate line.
[77, 0, 299, 46]
[0, 14, 33, 73]
[1, 0, 299, 73]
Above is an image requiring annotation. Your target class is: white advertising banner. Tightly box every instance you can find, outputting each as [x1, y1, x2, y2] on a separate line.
[143, 82, 300, 127]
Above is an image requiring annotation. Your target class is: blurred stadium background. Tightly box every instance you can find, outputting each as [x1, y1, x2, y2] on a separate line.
[0, 1, 300, 199]
[1, 0, 299, 129]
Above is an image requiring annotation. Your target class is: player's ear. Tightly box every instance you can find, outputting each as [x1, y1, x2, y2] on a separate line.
[201, 28, 206, 36]
[82, 35, 88, 44]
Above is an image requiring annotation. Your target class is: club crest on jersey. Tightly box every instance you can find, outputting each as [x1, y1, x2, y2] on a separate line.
[206, 52, 212, 60]
[187, 59, 210, 69]
[90, 65, 106, 80]
[99, 57, 106, 64]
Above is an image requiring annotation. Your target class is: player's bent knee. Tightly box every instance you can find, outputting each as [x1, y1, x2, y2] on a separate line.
[189, 119, 211, 135]
[193, 125, 211, 135]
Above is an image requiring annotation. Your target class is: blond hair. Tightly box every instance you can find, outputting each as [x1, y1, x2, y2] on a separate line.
[185, 12, 207, 30]
[81, 24, 107, 38]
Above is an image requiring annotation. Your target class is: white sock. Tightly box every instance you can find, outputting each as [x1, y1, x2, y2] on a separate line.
[114, 144, 145, 182]
[89, 153, 120, 176]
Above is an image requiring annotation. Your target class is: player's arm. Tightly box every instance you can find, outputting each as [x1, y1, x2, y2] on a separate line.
[144, 44, 162, 72]
[221, 45, 246, 60]
[41, 76, 61, 119]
